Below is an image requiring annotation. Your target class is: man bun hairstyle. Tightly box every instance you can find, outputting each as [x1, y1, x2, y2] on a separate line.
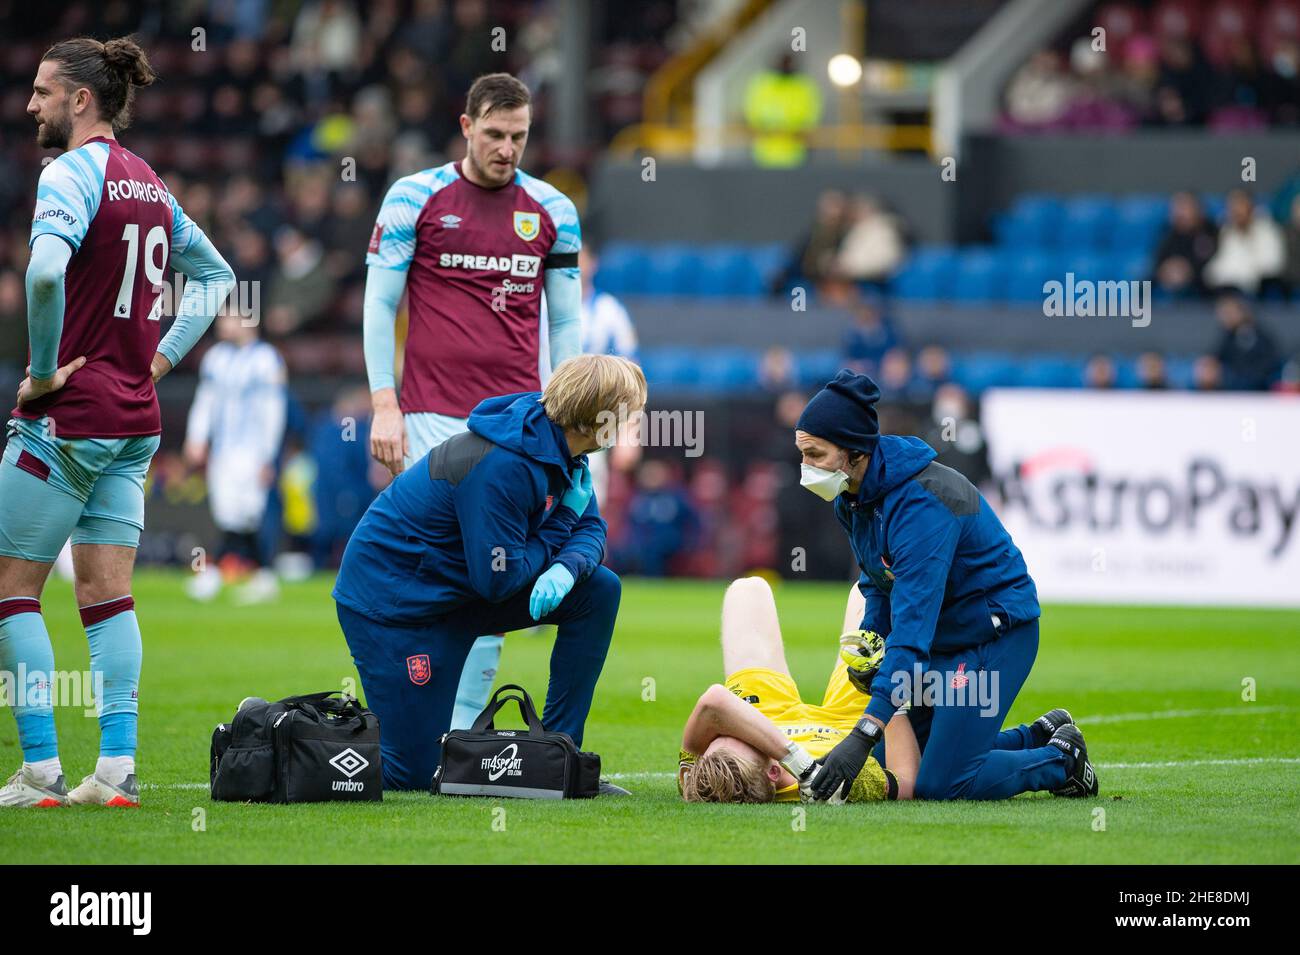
[465, 72, 531, 120]
[43, 35, 157, 131]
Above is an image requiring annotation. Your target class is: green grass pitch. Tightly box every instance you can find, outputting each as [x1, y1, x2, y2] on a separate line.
[3, 572, 1298, 864]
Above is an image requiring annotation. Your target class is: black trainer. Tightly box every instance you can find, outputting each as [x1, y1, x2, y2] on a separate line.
[1047, 724, 1099, 797]
[1030, 708, 1074, 747]
[597, 779, 631, 797]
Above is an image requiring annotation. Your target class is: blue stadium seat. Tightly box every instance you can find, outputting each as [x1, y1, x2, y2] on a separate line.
[950, 248, 1003, 303]
[646, 245, 695, 296]
[950, 352, 1020, 393]
[1165, 356, 1196, 389]
[751, 242, 789, 294]
[1064, 251, 1108, 282]
[695, 348, 760, 391]
[1016, 354, 1084, 388]
[689, 245, 752, 297]
[1060, 195, 1118, 251]
[1200, 193, 1227, 224]
[1115, 251, 1152, 282]
[891, 245, 957, 301]
[1113, 194, 1168, 252]
[596, 242, 648, 295]
[993, 194, 1064, 249]
[795, 349, 842, 389]
[639, 347, 701, 387]
[1005, 250, 1064, 302]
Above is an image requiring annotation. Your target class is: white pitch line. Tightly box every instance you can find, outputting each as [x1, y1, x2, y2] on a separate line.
[142, 706, 1298, 791]
[1095, 757, 1300, 770]
[1080, 704, 1293, 725]
[146, 757, 1300, 791]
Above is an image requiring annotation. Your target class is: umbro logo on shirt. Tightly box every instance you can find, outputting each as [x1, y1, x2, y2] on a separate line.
[440, 214, 462, 228]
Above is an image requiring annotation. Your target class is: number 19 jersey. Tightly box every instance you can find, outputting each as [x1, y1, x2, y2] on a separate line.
[14, 135, 200, 438]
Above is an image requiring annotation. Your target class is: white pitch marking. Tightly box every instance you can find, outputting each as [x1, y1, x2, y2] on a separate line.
[141, 707, 1299, 790]
[1080, 704, 1293, 725]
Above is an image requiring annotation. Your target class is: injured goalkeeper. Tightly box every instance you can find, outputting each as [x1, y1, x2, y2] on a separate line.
[678, 575, 919, 804]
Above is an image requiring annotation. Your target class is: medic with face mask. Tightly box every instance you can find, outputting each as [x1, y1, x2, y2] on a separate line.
[791, 370, 1099, 803]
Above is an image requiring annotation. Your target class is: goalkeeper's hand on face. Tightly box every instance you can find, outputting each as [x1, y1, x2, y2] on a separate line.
[808, 717, 885, 803]
[839, 629, 886, 695]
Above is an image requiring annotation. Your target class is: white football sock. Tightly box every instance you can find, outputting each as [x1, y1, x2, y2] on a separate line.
[96, 755, 135, 786]
[23, 757, 63, 787]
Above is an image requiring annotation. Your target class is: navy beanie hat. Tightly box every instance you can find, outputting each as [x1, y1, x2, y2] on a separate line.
[795, 369, 881, 454]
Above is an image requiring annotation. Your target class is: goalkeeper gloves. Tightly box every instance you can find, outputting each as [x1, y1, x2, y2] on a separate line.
[839, 629, 886, 695]
[809, 717, 884, 803]
[778, 742, 823, 803]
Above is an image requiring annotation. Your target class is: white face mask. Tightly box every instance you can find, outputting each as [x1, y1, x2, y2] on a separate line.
[800, 463, 850, 501]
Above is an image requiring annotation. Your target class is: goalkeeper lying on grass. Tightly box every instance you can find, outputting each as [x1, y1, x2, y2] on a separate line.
[678, 576, 920, 803]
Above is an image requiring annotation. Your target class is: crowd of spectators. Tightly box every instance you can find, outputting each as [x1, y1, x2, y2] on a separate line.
[1003, 0, 1300, 132]
[770, 190, 909, 301]
[0, 0, 679, 376]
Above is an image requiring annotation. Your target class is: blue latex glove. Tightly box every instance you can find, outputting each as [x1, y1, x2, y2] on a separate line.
[529, 563, 576, 620]
[560, 464, 594, 515]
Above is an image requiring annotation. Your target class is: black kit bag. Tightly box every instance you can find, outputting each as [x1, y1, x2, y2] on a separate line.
[432, 684, 600, 799]
[210, 692, 382, 803]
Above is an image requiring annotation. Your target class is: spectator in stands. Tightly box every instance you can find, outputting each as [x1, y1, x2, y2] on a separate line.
[1154, 36, 1213, 125]
[1204, 189, 1286, 296]
[265, 225, 337, 338]
[759, 346, 797, 394]
[1193, 355, 1223, 391]
[877, 347, 930, 405]
[613, 460, 700, 577]
[841, 292, 898, 374]
[835, 195, 906, 288]
[1153, 191, 1218, 297]
[772, 190, 852, 296]
[1262, 39, 1300, 126]
[742, 53, 822, 167]
[1137, 351, 1168, 390]
[0, 269, 24, 369]
[1281, 195, 1300, 297]
[1004, 49, 1079, 128]
[1084, 353, 1117, 389]
[1215, 36, 1265, 117]
[914, 345, 953, 400]
[1213, 293, 1282, 390]
[1278, 353, 1300, 393]
[922, 383, 990, 488]
[1113, 35, 1160, 124]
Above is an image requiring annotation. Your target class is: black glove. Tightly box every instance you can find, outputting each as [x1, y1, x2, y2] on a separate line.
[809, 717, 884, 802]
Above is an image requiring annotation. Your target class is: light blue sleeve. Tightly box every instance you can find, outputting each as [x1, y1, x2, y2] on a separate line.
[540, 187, 582, 258]
[157, 232, 236, 369]
[168, 188, 201, 256]
[543, 268, 581, 368]
[365, 175, 427, 272]
[29, 144, 107, 253]
[25, 234, 73, 379]
[363, 265, 408, 392]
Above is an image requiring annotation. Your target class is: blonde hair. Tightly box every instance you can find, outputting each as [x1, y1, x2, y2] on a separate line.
[681, 749, 775, 803]
[541, 355, 647, 439]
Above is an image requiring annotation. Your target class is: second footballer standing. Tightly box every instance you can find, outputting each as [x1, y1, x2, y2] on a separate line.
[363, 73, 583, 728]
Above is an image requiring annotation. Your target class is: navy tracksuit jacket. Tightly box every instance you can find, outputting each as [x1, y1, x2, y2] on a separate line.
[332, 392, 621, 790]
[836, 435, 1069, 799]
